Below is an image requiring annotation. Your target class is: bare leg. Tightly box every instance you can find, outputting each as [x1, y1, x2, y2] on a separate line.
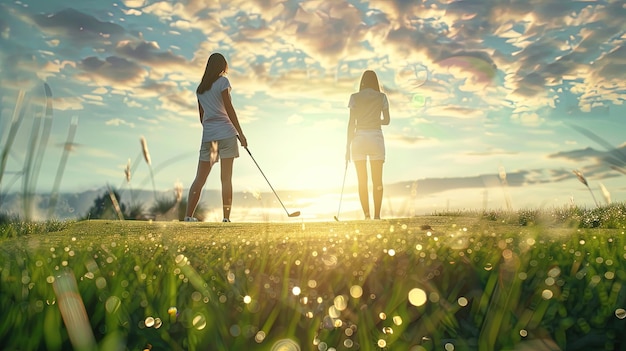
[186, 160, 213, 218]
[370, 160, 384, 219]
[354, 160, 370, 219]
[220, 158, 234, 220]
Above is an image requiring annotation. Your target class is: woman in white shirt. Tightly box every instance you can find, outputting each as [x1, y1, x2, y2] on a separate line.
[345, 70, 390, 220]
[185, 53, 248, 222]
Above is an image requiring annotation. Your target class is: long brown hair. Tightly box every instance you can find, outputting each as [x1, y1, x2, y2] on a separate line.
[359, 70, 380, 92]
[196, 53, 228, 94]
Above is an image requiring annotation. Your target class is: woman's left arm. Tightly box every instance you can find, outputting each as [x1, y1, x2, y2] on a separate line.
[222, 89, 247, 147]
[381, 94, 390, 125]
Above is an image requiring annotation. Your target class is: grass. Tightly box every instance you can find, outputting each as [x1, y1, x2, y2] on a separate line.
[0, 213, 72, 238]
[1, 209, 626, 350]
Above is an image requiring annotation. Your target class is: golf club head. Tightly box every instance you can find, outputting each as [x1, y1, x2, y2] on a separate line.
[288, 211, 301, 217]
[333, 216, 339, 222]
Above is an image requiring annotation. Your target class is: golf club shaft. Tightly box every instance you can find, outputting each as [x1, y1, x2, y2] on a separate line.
[244, 147, 294, 217]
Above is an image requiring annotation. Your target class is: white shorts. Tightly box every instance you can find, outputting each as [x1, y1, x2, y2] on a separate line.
[199, 136, 239, 162]
[351, 130, 385, 162]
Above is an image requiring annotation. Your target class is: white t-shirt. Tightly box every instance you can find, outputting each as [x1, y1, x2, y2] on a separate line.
[348, 88, 389, 130]
[197, 76, 238, 142]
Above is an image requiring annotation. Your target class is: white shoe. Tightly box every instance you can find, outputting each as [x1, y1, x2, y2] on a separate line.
[184, 216, 199, 222]
[222, 218, 230, 222]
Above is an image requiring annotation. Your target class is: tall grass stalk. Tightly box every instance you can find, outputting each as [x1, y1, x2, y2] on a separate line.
[0, 90, 27, 198]
[21, 84, 54, 219]
[123, 158, 136, 209]
[107, 184, 125, 220]
[498, 165, 512, 211]
[571, 124, 626, 168]
[572, 169, 599, 207]
[21, 97, 41, 219]
[140, 136, 157, 202]
[48, 116, 79, 219]
[26, 83, 54, 207]
[118, 152, 143, 208]
[52, 270, 97, 351]
[611, 165, 626, 176]
[599, 182, 611, 205]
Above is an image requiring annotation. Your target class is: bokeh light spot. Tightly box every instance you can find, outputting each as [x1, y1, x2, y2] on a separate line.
[144, 316, 155, 328]
[270, 338, 300, 351]
[193, 314, 207, 330]
[105, 296, 121, 314]
[350, 285, 363, 298]
[393, 315, 403, 325]
[334, 295, 347, 311]
[408, 288, 427, 307]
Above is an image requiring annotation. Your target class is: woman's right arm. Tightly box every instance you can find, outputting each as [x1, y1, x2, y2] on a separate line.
[222, 89, 247, 148]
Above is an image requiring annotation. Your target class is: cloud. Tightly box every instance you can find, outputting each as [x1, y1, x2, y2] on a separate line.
[30, 8, 126, 47]
[286, 114, 304, 125]
[157, 89, 196, 115]
[115, 40, 187, 66]
[52, 96, 85, 111]
[387, 170, 531, 199]
[0, 14, 8, 39]
[122, 0, 147, 9]
[170, 20, 193, 31]
[237, 105, 259, 124]
[387, 134, 438, 148]
[5, 0, 625, 127]
[548, 144, 626, 180]
[83, 94, 104, 102]
[91, 87, 108, 95]
[77, 56, 147, 87]
[465, 148, 519, 157]
[105, 118, 136, 128]
[122, 9, 143, 17]
[0, 53, 43, 90]
[135, 79, 179, 98]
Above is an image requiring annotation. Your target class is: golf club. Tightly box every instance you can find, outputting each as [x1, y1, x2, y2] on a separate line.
[334, 161, 348, 221]
[244, 146, 300, 218]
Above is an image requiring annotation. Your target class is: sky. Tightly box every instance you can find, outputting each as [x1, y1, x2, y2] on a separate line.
[1, 0, 625, 220]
